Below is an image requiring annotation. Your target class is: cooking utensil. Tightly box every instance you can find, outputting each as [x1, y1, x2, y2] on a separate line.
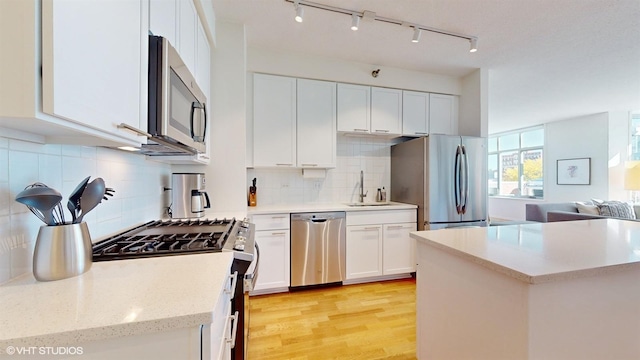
[15, 183, 63, 225]
[76, 178, 113, 223]
[67, 176, 91, 223]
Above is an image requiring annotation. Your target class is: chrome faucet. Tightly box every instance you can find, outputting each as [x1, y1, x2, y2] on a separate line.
[359, 170, 368, 203]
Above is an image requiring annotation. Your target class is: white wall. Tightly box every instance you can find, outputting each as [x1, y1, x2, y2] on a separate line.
[174, 20, 248, 215]
[459, 68, 489, 137]
[489, 113, 610, 221]
[247, 47, 461, 95]
[0, 136, 171, 284]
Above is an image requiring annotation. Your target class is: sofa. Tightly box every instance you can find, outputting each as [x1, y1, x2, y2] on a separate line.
[525, 201, 640, 223]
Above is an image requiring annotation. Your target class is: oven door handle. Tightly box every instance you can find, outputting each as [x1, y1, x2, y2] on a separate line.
[244, 242, 260, 293]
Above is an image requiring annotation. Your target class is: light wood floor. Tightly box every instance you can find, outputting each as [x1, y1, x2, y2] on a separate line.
[247, 278, 416, 360]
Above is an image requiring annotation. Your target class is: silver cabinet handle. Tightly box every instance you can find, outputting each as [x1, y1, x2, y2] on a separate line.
[271, 232, 286, 236]
[354, 128, 368, 132]
[351, 227, 380, 232]
[271, 216, 288, 219]
[301, 164, 318, 167]
[226, 311, 239, 348]
[224, 271, 238, 299]
[386, 225, 410, 230]
[276, 163, 293, 166]
[374, 129, 390, 133]
[414, 132, 428, 135]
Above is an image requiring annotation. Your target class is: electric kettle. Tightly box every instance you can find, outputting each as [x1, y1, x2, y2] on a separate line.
[171, 173, 211, 218]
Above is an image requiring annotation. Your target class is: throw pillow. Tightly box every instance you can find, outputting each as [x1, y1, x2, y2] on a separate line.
[596, 201, 636, 219]
[575, 201, 600, 215]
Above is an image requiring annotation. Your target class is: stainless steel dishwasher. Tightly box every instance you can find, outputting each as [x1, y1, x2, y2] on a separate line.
[290, 211, 346, 288]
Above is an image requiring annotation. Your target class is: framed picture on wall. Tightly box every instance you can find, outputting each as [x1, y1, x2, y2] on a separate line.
[557, 158, 591, 185]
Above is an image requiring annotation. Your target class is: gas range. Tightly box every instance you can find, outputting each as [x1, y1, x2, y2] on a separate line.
[92, 217, 255, 263]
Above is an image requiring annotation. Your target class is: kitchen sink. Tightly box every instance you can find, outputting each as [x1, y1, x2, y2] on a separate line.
[345, 202, 392, 207]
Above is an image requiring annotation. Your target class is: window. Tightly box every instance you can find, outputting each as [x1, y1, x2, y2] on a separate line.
[488, 127, 544, 198]
[630, 113, 640, 160]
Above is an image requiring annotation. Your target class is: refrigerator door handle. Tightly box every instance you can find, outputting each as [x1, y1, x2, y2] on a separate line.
[461, 145, 469, 214]
[454, 145, 462, 215]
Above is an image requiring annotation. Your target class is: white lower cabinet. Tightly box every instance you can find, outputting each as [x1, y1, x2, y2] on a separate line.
[346, 210, 417, 281]
[382, 223, 417, 275]
[251, 213, 291, 293]
[62, 270, 237, 360]
[346, 225, 383, 279]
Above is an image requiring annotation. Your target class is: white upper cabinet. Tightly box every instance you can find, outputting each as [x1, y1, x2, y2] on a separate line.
[253, 74, 297, 167]
[337, 83, 371, 133]
[38, 0, 147, 146]
[402, 90, 430, 136]
[178, 0, 198, 76]
[296, 79, 336, 168]
[429, 93, 458, 135]
[371, 87, 402, 135]
[196, 20, 211, 101]
[149, 0, 177, 46]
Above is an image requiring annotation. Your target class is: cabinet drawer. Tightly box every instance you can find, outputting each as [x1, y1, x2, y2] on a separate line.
[346, 209, 416, 226]
[251, 213, 290, 230]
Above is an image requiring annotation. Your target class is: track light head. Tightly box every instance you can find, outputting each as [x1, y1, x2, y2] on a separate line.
[351, 13, 360, 31]
[412, 27, 421, 43]
[295, 5, 304, 23]
[469, 38, 478, 52]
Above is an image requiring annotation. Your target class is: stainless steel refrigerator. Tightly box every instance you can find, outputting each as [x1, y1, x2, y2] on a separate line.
[391, 135, 487, 230]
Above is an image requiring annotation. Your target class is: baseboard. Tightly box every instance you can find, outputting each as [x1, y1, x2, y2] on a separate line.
[343, 273, 412, 285]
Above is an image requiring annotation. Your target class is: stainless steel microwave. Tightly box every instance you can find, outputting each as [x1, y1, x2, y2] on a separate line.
[145, 35, 207, 155]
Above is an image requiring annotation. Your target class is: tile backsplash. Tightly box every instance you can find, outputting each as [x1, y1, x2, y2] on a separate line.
[0, 136, 171, 284]
[247, 136, 403, 205]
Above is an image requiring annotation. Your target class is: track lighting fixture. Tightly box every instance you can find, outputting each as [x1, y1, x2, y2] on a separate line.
[412, 27, 421, 43]
[351, 13, 360, 31]
[469, 38, 477, 53]
[286, 0, 478, 52]
[295, 4, 304, 23]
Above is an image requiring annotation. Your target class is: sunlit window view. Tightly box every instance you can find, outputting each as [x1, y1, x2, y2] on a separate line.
[630, 114, 640, 160]
[488, 127, 544, 198]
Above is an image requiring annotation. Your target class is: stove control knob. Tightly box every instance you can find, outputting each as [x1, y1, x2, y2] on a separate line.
[236, 235, 246, 243]
[240, 219, 251, 228]
[233, 243, 245, 251]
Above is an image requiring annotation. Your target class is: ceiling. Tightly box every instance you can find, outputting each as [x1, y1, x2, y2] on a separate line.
[211, 0, 640, 134]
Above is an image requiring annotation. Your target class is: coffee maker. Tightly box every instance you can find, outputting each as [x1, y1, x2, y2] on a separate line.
[170, 173, 210, 219]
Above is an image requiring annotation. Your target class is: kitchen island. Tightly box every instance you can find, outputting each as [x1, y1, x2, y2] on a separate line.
[0, 252, 234, 359]
[411, 219, 640, 360]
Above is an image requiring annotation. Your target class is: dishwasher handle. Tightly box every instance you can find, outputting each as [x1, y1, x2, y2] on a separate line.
[291, 212, 346, 222]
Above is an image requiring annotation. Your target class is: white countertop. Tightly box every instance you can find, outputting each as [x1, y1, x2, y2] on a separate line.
[0, 252, 234, 348]
[247, 201, 416, 215]
[411, 219, 640, 284]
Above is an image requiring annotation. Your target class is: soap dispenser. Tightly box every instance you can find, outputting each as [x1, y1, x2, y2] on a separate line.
[376, 188, 383, 202]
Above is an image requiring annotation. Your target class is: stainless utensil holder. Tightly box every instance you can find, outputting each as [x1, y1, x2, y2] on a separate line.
[33, 222, 92, 281]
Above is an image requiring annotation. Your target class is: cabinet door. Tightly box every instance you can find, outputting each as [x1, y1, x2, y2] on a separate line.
[297, 79, 336, 168]
[429, 93, 458, 135]
[195, 20, 211, 101]
[149, 0, 177, 46]
[41, 0, 146, 141]
[178, 0, 197, 75]
[337, 83, 370, 133]
[253, 74, 297, 167]
[402, 90, 429, 136]
[383, 223, 417, 275]
[253, 230, 291, 291]
[371, 87, 402, 135]
[346, 225, 382, 279]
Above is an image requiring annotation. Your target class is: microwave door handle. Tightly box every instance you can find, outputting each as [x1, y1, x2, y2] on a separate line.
[201, 103, 207, 143]
[190, 101, 205, 142]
